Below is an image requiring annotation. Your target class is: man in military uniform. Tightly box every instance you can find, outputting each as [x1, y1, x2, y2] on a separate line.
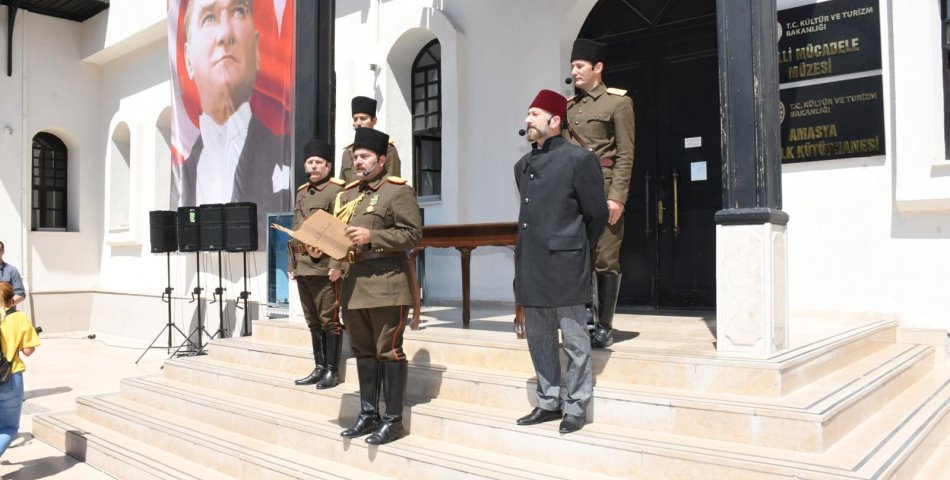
[334, 127, 421, 445]
[289, 139, 346, 390]
[566, 38, 635, 348]
[514, 90, 608, 434]
[339, 96, 401, 182]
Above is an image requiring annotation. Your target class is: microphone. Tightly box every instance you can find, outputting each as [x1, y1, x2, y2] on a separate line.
[565, 77, 573, 85]
[518, 129, 526, 136]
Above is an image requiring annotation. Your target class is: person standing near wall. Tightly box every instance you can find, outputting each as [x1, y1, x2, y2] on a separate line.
[334, 127, 421, 445]
[514, 90, 608, 434]
[339, 96, 402, 182]
[0, 281, 40, 456]
[0, 242, 25, 310]
[566, 38, 636, 348]
[289, 139, 346, 390]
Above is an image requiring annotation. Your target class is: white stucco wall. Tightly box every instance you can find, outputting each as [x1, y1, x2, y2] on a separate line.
[2, 0, 948, 341]
[780, 0, 950, 330]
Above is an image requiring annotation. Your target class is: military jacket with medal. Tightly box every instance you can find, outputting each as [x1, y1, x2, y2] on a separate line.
[332, 171, 422, 309]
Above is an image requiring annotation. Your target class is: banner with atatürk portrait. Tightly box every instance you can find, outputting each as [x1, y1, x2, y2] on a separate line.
[167, 0, 294, 245]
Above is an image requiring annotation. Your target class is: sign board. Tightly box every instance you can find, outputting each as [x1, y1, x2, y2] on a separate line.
[777, 0, 881, 83]
[780, 75, 885, 163]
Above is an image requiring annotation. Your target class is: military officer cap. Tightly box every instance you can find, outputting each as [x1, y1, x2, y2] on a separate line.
[351, 96, 378, 117]
[529, 89, 567, 121]
[571, 38, 607, 65]
[302, 139, 334, 164]
[352, 127, 389, 157]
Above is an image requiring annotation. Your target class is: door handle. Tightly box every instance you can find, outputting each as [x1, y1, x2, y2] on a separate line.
[657, 200, 665, 225]
[673, 169, 680, 237]
[644, 171, 651, 234]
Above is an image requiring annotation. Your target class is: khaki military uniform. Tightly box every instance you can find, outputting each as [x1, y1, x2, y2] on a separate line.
[332, 172, 421, 362]
[566, 83, 635, 274]
[289, 177, 346, 335]
[339, 141, 401, 184]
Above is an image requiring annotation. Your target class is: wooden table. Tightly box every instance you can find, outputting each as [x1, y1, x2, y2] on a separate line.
[407, 222, 524, 337]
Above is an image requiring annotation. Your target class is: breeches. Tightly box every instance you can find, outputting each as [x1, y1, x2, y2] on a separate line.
[343, 306, 407, 362]
[297, 275, 342, 335]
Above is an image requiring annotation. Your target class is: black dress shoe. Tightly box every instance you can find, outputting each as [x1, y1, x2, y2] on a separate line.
[516, 407, 562, 426]
[558, 414, 585, 433]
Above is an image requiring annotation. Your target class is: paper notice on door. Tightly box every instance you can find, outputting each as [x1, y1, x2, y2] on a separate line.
[691, 161, 707, 181]
[684, 136, 702, 149]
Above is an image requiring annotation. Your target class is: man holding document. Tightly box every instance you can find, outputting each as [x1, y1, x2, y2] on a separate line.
[275, 128, 420, 444]
[333, 127, 421, 445]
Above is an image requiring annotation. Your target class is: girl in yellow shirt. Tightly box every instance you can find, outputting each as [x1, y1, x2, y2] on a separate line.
[0, 281, 39, 456]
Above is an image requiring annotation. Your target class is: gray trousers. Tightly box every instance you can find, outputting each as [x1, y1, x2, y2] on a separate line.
[523, 304, 592, 417]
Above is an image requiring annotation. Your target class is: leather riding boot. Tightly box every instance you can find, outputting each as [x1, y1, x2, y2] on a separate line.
[340, 358, 381, 437]
[366, 361, 408, 445]
[294, 330, 326, 385]
[315, 333, 342, 389]
[592, 273, 621, 348]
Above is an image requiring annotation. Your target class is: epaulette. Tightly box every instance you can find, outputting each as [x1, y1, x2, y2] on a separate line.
[567, 95, 576, 102]
[297, 182, 310, 191]
[344, 180, 361, 190]
[388, 139, 395, 144]
[606, 87, 627, 96]
[343, 143, 353, 150]
[329, 177, 345, 186]
[387, 176, 408, 185]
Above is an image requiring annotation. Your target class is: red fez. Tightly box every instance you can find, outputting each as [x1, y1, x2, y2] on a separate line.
[529, 89, 567, 121]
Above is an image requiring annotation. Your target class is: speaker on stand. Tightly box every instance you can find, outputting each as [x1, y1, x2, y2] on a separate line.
[196, 204, 228, 349]
[225, 202, 258, 337]
[169, 206, 211, 357]
[137, 211, 193, 364]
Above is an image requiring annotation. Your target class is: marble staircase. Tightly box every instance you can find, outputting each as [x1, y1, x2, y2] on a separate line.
[33, 309, 950, 479]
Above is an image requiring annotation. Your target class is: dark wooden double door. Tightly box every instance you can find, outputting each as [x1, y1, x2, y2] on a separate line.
[584, 12, 721, 309]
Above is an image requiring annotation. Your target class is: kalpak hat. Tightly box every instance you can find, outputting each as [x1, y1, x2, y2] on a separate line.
[571, 38, 607, 65]
[352, 127, 389, 157]
[351, 96, 378, 117]
[301, 139, 333, 164]
[529, 89, 567, 121]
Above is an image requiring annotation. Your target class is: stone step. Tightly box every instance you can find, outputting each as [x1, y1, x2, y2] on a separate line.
[912, 396, 950, 480]
[32, 411, 233, 480]
[408, 369, 950, 479]
[111, 374, 619, 480]
[249, 317, 897, 396]
[121, 366, 950, 479]
[71, 392, 392, 480]
[190, 337, 930, 452]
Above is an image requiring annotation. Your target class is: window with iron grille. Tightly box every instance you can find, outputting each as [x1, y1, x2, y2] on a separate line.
[412, 39, 442, 198]
[31, 133, 67, 231]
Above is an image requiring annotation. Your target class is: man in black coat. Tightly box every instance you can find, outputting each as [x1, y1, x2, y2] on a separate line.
[513, 89, 608, 434]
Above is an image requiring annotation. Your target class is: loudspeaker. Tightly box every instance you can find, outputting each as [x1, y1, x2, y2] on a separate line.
[149, 210, 178, 253]
[225, 202, 258, 252]
[199, 204, 226, 251]
[177, 206, 200, 252]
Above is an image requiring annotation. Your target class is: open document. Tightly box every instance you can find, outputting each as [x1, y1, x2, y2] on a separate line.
[271, 210, 350, 260]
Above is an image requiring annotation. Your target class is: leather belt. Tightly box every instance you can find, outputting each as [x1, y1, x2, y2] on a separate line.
[348, 250, 405, 263]
[599, 157, 615, 168]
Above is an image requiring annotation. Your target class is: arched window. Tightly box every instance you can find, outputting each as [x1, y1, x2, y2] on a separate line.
[31, 133, 68, 231]
[411, 39, 441, 198]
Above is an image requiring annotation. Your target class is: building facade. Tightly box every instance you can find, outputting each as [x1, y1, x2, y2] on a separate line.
[0, 0, 947, 351]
